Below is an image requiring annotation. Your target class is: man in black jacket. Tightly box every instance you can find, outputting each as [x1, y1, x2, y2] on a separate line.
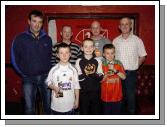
[11, 10, 52, 114]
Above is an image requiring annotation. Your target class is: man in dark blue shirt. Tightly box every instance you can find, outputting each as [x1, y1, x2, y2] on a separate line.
[11, 10, 52, 115]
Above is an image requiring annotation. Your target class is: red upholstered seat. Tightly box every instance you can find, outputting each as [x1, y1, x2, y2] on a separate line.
[136, 65, 155, 115]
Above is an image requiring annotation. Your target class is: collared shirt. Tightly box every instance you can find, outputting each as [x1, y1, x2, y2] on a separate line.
[113, 34, 147, 70]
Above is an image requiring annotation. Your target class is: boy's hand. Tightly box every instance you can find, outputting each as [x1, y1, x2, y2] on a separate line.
[84, 64, 96, 75]
[108, 64, 115, 75]
[101, 68, 118, 82]
[101, 73, 109, 82]
[73, 100, 79, 109]
[107, 70, 115, 75]
[108, 68, 119, 75]
[53, 86, 60, 97]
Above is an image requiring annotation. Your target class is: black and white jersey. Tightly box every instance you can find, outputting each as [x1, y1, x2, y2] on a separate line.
[75, 56, 104, 93]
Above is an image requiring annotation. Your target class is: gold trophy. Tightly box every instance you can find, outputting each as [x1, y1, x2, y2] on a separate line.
[58, 82, 63, 97]
[95, 48, 101, 57]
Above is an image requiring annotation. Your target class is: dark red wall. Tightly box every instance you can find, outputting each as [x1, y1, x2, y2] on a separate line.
[6, 5, 155, 65]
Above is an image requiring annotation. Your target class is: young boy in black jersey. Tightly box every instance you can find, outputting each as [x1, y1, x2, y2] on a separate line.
[75, 38, 103, 115]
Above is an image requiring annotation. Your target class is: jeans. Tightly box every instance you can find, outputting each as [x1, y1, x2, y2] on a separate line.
[102, 101, 122, 115]
[122, 70, 137, 115]
[51, 109, 75, 115]
[22, 74, 51, 115]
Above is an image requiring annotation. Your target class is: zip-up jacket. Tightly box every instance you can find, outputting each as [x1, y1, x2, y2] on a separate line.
[11, 29, 52, 76]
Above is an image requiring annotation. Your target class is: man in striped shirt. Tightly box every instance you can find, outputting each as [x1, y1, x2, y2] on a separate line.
[51, 25, 82, 66]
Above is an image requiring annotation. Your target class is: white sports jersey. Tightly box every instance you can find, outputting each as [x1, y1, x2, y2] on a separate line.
[46, 63, 80, 112]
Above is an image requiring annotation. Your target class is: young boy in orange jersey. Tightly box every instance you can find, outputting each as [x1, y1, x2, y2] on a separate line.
[101, 44, 126, 115]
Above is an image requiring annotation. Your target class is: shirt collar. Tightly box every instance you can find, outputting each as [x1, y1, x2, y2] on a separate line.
[103, 58, 115, 65]
[25, 27, 46, 39]
[120, 32, 133, 40]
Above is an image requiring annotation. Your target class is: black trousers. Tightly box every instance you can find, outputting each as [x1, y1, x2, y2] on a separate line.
[79, 92, 101, 115]
[102, 101, 122, 115]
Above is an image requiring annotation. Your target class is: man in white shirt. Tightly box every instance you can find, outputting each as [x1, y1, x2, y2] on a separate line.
[113, 17, 147, 115]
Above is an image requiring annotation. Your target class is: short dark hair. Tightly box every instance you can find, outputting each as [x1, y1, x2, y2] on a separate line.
[62, 25, 72, 30]
[103, 44, 115, 53]
[57, 43, 71, 53]
[120, 16, 132, 25]
[120, 16, 131, 20]
[28, 10, 44, 21]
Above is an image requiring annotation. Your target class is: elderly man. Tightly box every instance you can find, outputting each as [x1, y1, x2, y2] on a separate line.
[113, 17, 147, 114]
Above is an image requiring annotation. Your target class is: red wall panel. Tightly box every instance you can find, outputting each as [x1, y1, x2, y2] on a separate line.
[5, 67, 22, 102]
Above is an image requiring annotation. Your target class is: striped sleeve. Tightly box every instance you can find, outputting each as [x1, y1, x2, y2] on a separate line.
[69, 43, 82, 65]
[51, 44, 59, 66]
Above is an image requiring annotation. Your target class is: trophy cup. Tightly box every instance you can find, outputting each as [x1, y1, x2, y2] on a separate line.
[58, 82, 63, 97]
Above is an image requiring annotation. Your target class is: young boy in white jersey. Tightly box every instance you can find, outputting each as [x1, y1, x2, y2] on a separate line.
[46, 43, 80, 115]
